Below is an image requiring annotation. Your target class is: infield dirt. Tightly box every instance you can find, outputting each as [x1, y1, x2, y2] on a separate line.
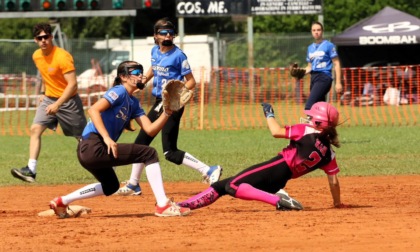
[1, 175, 420, 251]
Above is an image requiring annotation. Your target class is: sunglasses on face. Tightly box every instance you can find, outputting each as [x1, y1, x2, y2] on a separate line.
[35, 34, 51, 41]
[158, 30, 175, 36]
[129, 69, 143, 76]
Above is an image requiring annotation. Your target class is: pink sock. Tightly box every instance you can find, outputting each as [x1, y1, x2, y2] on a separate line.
[235, 183, 278, 206]
[178, 187, 219, 210]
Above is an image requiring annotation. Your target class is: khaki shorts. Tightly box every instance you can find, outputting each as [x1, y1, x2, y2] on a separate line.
[33, 94, 87, 137]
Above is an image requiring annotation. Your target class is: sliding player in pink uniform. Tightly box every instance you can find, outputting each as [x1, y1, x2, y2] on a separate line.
[179, 102, 347, 211]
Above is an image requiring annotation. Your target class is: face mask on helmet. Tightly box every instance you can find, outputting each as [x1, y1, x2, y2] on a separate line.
[122, 63, 143, 76]
[117, 63, 145, 89]
[161, 40, 174, 46]
[300, 115, 311, 124]
[154, 21, 176, 46]
[304, 102, 339, 128]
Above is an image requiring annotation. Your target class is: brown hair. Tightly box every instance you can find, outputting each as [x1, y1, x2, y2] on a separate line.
[113, 61, 143, 86]
[33, 23, 52, 37]
[153, 17, 176, 34]
[311, 21, 324, 31]
[319, 127, 340, 148]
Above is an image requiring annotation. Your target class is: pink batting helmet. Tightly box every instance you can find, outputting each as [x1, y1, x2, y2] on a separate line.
[305, 102, 339, 128]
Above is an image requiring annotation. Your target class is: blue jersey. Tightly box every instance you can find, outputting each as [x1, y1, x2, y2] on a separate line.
[82, 85, 145, 141]
[306, 40, 338, 78]
[150, 45, 192, 98]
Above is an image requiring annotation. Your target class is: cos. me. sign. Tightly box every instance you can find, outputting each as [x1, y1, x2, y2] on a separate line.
[175, 0, 323, 17]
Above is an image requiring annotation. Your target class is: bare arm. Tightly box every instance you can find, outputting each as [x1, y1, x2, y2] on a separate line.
[262, 103, 287, 138]
[305, 62, 312, 75]
[266, 117, 287, 138]
[183, 72, 196, 90]
[332, 57, 343, 93]
[40, 80, 46, 94]
[45, 70, 78, 115]
[87, 98, 117, 157]
[327, 174, 342, 207]
[134, 109, 172, 137]
[56, 70, 78, 106]
[38, 80, 46, 102]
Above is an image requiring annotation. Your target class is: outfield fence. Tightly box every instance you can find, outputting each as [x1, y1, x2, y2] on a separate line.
[1, 65, 419, 135]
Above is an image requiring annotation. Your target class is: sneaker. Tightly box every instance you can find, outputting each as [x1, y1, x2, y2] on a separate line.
[155, 199, 191, 217]
[49, 197, 70, 219]
[11, 166, 36, 183]
[276, 194, 304, 211]
[202, 165, 223, 185]
[114, 182, 142, 196]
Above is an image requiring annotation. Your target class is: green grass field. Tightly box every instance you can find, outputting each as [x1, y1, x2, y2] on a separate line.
[1, 126, 419, 186]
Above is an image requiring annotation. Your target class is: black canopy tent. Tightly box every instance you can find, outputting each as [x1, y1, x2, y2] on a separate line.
[331, 7, 420, 67]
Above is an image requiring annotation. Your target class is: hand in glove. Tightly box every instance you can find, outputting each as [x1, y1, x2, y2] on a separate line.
[261, 103, 275, 118]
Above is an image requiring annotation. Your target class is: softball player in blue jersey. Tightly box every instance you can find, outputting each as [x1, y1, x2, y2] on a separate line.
[49, 61, 190, 218]
[115, 18, 221, 196]
[303, 21, 343, 110]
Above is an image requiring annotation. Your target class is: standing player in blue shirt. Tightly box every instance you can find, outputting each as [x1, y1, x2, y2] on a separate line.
[302, 21, 343, 110]
[115, 18, 222, 196]
[49, 61, 190, 218]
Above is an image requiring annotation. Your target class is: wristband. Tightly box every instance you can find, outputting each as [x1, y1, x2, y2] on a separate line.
[40, 92, 45, 95]
[164, 111, 171, 117]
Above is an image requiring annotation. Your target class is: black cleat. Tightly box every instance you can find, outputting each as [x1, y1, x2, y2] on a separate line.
[276, 194, 304, 211]
[11, 166, 36, 183]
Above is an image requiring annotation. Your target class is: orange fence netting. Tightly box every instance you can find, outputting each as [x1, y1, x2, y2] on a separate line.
[1, 65, 419, 136]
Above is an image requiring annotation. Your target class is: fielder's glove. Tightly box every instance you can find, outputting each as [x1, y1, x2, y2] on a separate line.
[162, 80, 193, 111]
[289, 63, 306, 79]
[180, 85, 194, 107]
[261, 103, 275, 118]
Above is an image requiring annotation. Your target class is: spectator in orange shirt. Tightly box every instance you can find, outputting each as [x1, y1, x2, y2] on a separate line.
[11, 23, 87, 183]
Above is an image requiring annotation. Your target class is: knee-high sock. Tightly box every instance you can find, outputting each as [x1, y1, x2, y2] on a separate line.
[61, 183, 104, 205]
[235, 183, 278, 207]
[129, 163, 145, 185]
[145, 162, 168, 207]
[182, 152, 210, 175]
[178, 187, 219, 210]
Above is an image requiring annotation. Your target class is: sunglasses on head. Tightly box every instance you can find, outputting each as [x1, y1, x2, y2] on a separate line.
[35, 34, 51, 41]
[129, 69, 143, 76]
[158, 30, 175, 36]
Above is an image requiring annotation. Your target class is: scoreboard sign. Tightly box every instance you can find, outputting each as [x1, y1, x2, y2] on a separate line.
[176, 0, 322, 17]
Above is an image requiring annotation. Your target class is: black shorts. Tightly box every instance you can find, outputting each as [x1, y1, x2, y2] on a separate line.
[78, 133, 159, 170]
[77, 133, 159, 195]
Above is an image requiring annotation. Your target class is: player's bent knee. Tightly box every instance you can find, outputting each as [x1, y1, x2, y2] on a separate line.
[102, 181, 120, 196]
[224, 181, 237, 197]
[164, 150, 184, 165]
[146, 147, 159, 162]
[30, 124, 44, 136]
[141, 147, 159, 165]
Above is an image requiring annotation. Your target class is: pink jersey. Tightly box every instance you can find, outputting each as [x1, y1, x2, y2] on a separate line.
[280, 124, 339, 178]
